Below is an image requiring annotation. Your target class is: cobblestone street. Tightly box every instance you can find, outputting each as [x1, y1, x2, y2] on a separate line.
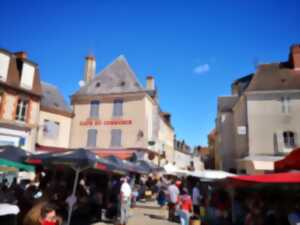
[92, 201, 177, 225]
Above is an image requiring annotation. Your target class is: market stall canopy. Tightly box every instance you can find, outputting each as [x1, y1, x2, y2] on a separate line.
[275, 148, 300, 172]
[188, 170, 236, 180]
[136, 160, 160, 173]
[228, 172, 300, 184]
[0, 145, 34, 172]
[27, 148, 116, 172]
[163, 163, 189, 176]
[0, 145, 31, 162]
[0, 158, 34, 172]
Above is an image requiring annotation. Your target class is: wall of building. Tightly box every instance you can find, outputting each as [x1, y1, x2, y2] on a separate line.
[158, 116, 174, 165]
[247, 91, 300, 156]
[216, 110, 236, 171]
[173, 150, 192, 169]
[0, 92, 40, 151]
[70, 95, 149, 149]
[233, 96, 249, 159]
[37, 110, 72, 148]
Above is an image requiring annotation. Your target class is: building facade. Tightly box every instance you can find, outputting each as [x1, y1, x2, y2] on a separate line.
[0, 49, 42, 151]
[36, 82, 73, 149]
[69, 55, 175, 164]
[216, 44, 300, 174]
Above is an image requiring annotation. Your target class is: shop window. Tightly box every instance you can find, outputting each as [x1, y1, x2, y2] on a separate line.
[111, 129, 122, 147]
[15, 99, 29, 122]
[113, 99, 123, 117]
[283, 131, 295, 148]
[43, 120, 60, 139]
[87, 129, 97, 147]
[90, 100, 100, 118]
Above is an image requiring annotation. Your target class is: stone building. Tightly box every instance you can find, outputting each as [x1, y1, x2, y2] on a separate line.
[0, 49, 42, 151]
[216, 44, 300, 174]
[69, 55, 175, 164]
[36, 82, 73, 150]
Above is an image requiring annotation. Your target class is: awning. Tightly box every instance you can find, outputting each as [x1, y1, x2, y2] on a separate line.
[36, 144, 68, 152]
[229, 172, 300, 184]
[275, 148, 300, 172]
[188, 170, 236, 180]
[94, 150, 135, 160]
[0, 158, 35, 172]
[238, 155, 283, 172]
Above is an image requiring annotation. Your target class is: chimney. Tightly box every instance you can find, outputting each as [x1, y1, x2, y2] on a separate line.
[290, 44, 300, 70]
[146, 76, 155, 90]
[84, 54, 96, 82]
[14, 51, 27, 60]
[162, 112, 171, 125]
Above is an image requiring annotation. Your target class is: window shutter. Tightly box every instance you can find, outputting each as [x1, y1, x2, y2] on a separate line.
[87, 129, 97, 147]
[90, 101, 100, 118]
[113, 99, 123, 117]
[276, 131, 284, 153]
[111, 129, 122, 147]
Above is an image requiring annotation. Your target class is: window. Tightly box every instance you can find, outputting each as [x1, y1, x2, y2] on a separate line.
[20, 63, 35, 89]
[43, 120, 60, 139]
[15, 99, 29, 122]
[111, 129, 122, 147]
[87, 129, 97, 147]
[281, 96, 290, 113]
[113, 99, 123, 117]
[283, 131, 295, 148]
[0, 53, 10, 82]
[90, 100, 100, 118]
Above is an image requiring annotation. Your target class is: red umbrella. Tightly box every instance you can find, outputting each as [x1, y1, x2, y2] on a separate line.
[275, 148, 300, 172]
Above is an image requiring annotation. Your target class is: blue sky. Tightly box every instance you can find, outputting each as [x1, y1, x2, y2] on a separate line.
[1, 0, 299, 147]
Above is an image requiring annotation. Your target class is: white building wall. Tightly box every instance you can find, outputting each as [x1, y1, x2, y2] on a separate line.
[247, 91, 300, 156]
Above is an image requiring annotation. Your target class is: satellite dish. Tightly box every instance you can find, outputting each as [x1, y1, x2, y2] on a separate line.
[78, 80, 85, 87]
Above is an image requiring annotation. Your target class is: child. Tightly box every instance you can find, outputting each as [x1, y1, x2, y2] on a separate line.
[39, 203, 61, 225]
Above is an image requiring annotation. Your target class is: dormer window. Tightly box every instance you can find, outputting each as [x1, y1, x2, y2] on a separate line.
[120, 81, 126, 87]
[0, 53, 10, 82]
[95, 82, 101, 88]
[20, 62, 35, 90]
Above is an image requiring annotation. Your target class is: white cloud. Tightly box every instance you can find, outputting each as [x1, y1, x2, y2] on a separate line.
[193, 63, 210, 74]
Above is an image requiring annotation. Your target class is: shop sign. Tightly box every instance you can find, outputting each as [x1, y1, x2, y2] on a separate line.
[80, 119, 132, 126]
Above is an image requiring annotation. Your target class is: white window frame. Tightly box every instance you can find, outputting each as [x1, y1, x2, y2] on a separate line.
[15, 99, 29, 122]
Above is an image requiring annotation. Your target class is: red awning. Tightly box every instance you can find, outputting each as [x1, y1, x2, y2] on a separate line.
[229, 172, 300, 184]
[35, 144, 151, 160]
[36, 144, 68, 152]
[93, 150, 135, 160]
[275, 148, 300, 172]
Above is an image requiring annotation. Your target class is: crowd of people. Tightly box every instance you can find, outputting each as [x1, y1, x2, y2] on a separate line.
[1, 168, 300, 225]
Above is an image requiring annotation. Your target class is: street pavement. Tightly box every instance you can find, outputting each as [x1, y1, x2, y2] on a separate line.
[92, 201, 177, 225]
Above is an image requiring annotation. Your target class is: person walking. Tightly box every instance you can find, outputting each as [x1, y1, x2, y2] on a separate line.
[120, 177, 132, 225]
[178, 187, 192, 225]
[192, 182, 201, 216]
[167, 179, 180, 222]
